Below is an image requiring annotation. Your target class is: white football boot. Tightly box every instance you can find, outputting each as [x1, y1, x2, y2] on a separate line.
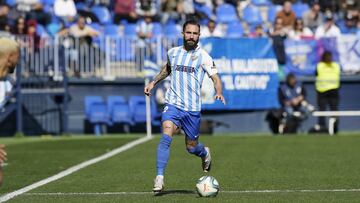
[153, 175, 164, 193]
[202, 147, 212, 172]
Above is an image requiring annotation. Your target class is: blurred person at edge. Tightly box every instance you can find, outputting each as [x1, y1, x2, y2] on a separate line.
[0, 37, 20, 186]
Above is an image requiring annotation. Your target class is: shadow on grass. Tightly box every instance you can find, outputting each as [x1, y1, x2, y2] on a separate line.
[154, 189, 196, 196]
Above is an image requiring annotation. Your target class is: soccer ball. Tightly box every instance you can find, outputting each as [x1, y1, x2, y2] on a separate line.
[196, 176, 219, 197]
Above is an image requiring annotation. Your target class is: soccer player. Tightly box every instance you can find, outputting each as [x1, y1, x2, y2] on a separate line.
[0, 37, 20, 79]
[0, 37, 19, 186]
[144, 20, 226, 192]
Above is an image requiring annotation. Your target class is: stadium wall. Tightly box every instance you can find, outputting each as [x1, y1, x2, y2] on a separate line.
[66, 78, 360, 134]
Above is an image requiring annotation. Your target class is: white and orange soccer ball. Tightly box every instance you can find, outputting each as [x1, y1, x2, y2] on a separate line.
[195, 176, 219, 197]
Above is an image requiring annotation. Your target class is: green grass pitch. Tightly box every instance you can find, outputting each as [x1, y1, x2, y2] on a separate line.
[1, 134, 360, 202]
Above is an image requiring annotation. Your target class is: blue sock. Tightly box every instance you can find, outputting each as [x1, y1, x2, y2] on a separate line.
[187, 143, 207, 158]
[157, 134, 173, 176]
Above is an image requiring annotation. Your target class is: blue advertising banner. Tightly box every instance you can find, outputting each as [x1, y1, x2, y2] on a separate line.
[284, 39, 318, 75]
[200, 38, 280, 110]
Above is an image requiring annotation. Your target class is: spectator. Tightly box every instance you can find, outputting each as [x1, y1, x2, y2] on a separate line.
[113, 0, 138, 24]
[249, 24, 267, 38]
[136, 0, 158, 19]
[16, 0, 51, 25]
[357, 20, 360, 37]
[315, 51, 340, 133]
[338, 12, 358, 34]
[269, 17, 287, 74]
[200, 19, 223, 38]
[314, 11, 341, 38]
[0, 4, 9, 28]
[160, 0, 185, 24]
[54, 0, 77, 23]
[11, 17, 27, 35]
[288, 18, 314, 40]
[67, 16, 99, 39]
[26, 19, 41, 50]
[276, 1, 296, 31]
[136, 14, 154, 69]
[279, 73, 314, 133]
[303, 2, 323, 31]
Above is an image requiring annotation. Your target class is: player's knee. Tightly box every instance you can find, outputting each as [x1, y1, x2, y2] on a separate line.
[186, 146, 196, 154]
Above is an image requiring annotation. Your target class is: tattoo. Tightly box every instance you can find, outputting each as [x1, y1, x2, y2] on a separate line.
[153, 63, 171, 86]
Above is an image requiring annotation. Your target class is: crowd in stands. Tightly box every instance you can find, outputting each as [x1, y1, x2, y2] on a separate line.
[0, 0, 358, 40]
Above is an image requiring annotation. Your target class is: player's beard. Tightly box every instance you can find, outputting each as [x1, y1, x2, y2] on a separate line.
[183, 38, 199, 51]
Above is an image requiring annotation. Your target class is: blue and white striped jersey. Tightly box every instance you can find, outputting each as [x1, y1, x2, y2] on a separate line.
[165, 45, 217, 112]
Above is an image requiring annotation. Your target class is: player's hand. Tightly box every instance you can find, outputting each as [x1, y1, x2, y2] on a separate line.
[214, 94, 226, 105]
[0, 145, 7, 164]
[144, 82, 155, 96]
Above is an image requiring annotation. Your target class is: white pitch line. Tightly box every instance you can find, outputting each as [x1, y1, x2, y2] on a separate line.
[0, 136, 153, 203]
[21, 188, 360, 196]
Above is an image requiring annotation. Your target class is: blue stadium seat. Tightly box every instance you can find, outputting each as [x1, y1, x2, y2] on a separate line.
[85, 96, 108, 135]
[91, 6, 112, 25]
[124, 24, 137, 38]
[152, 23, 163, 37]
[129, 96, 159, 124]
[292, 3, 309, 18]
[267, 5, 282, 23]
[252, 0, 272, 6]
[226, 21, 244, 38]
[164, 24, 181, 38]
[36, 24, 49, 37]
[41, 0, 54, 6]
[75, 2, 88, 10]
[46, 23, 61, 36]
[107, 96, 133, 125]
[216, 3, 238, 24]
[243, 5, 263, 25]
[104, 24, 119, 36]
[195, 4, 214, 20]
[6, 0, 16, 6]
[129, 96, 147, 123]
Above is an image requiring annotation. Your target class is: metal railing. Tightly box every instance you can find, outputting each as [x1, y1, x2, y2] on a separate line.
[15, 36, 181, 80]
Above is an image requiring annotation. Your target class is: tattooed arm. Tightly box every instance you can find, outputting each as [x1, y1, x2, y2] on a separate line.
[144, 62, 171, 96]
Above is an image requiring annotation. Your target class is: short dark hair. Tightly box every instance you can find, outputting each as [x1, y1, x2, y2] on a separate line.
[321, 50, 333, 62]
[182, 20, 200, 32]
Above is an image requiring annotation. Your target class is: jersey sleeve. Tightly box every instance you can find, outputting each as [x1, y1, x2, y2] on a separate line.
[201, 51, 218, 77]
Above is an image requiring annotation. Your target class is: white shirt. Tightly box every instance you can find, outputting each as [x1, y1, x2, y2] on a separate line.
[288, 27, 313, 40]
[200, 26, 224, 38]
[165, 45, 217, 111]
[315, 24, 341, 39]
[54, 0, 77, 17]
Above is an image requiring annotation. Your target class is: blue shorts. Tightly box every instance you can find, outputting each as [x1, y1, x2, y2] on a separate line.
[161, 104, 201, 140]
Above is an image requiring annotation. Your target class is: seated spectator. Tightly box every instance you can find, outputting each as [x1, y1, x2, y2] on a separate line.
[0, 4, 9, 27]
[248, 24, 267, 38]
[303, 2, 323, 32]
[279, 73, 314, 133]
[200, 19, 223, 38]
[113, 0, 138, 24]
[26, 19, 41, 51]
[136, 0, 158, 19]
[54, 0, 77, 23]
[161, 0, 185, 25]
[276, 0, 296, 31]
[288, 18, 314, 40]
[315, 11, 341, 38]
[16, 0, 51, 25]
[338, 13, 358, 34]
